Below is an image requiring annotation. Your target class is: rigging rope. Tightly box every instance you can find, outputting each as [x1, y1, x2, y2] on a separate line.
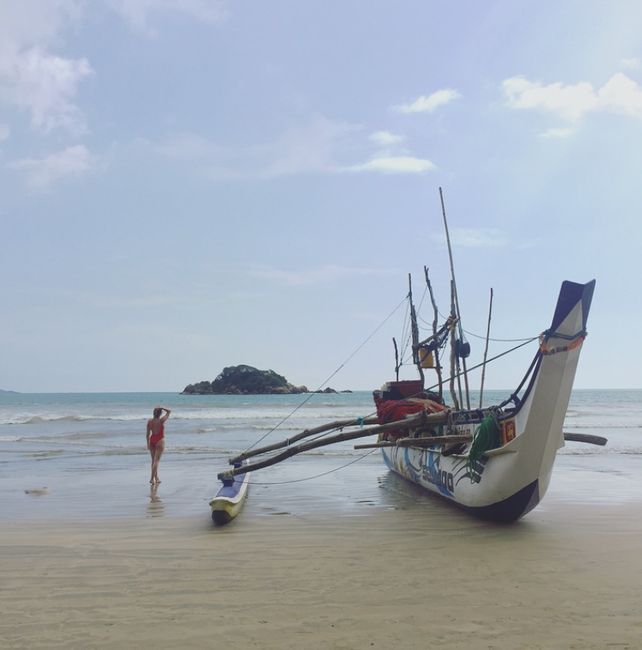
[248, 449, 377, 485]
[242, 293, 409, 453]
[418, 312, 536, 342]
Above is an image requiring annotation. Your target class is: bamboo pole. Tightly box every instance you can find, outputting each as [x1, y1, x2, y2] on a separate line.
[355, 434, 471, 449]
[479, 288, 494, 408]
[219, 411, 450, 480]
[564, 432, 607, 446]
[396, 434, 471, 447]
[440, 187, 470, 409]
[424, 265, 443, 400]
[449, 280, 460, 410]
[230, 415, 381, 464]
[409, 273, 425, 386]
[393, 337, 400, 381]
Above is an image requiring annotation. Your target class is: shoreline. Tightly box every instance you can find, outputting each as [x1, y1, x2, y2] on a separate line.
[2, 502, 641, 649]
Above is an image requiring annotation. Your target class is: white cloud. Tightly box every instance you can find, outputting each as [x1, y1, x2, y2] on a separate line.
[346, 155, 435, 174]
[369, 130, 404, 146]
[599, 72, 642, 117]
[394, 89, 460, 114]
[154, 120, 434, 178]
[154, 117, 359, 179]
[0, 1, 92, 133]
[0, 47, 92, 133]
[9, 145, 93, 189]
[621, 57, 641, 70]
[0, 0, 81, 46]
[0, 124, 10, 142]
[502, 77, 597, 121]
[107, 0, 226, 34]
[503, 72, 642, 122]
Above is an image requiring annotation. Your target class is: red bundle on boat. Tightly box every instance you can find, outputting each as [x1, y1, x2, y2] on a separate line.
[373, 389, 447, 440]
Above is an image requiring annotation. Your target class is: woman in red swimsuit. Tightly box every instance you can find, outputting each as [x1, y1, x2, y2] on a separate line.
[146, 406, 171, 484]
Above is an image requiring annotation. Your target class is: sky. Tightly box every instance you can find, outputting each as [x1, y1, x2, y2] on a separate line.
[2, 0, 642, 392]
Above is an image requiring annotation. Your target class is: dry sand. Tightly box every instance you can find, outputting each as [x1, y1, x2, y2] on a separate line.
[2, 502, 641, 650]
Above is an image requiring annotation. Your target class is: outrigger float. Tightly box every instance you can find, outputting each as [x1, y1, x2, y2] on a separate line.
[210, 462, 250, 525]
[211, 191, 603, 525]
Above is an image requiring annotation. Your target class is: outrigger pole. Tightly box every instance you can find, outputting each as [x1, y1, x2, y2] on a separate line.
[439, 187, 471, 409]
[229, 415, 380, 464]
[218, 411, 450, 481]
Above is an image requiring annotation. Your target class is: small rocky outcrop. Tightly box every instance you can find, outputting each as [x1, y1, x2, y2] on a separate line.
[182, 365, 309, 395]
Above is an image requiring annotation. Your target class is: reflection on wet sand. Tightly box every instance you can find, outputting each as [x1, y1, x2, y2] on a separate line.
[147, 484, 165, 517]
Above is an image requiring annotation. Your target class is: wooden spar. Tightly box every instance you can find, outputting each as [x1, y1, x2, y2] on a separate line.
[396, 435, 471, 447]
[393, 337, 400, 381]
[439, 187, 471, 409]
[355, 434, 472, 449]
[564, 432, 607, 446]
[229, 415, 380, 464]
[449, 280, 460, 410]
[218, 411, 450, 480]
[408, 274, 425, 385]
[424, 266, 443, 400]
[357, 432, 607, 450]
[479, 287, 494, 408]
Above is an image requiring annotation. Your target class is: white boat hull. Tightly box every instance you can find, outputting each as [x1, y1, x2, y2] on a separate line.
[381, 279, 595, 521]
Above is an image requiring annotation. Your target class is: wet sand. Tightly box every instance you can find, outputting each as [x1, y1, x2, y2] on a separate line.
[2, 500, 641, 650]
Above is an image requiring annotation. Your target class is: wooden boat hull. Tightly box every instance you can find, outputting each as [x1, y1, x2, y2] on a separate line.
[382, 279, 595, 522]
[210, 469, 250, 525]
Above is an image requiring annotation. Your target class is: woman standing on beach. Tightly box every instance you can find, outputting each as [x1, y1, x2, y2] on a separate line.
[146, 406, 171, 484]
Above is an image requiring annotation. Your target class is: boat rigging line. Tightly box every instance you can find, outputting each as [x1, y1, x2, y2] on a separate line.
[417, 312, 537, 343]
[245, 449, 378, 485]
[240, 293, 409, 454]
[440, 187, 471, 409]
[424, 336, 538, 393]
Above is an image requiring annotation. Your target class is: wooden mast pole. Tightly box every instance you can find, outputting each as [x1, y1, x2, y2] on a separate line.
[408, 273, 425, 387]
[393, 337, 400, 381]
[449, 280, 460, 410]
[439, 187, 470, 409]
[479, 288, 494, 408]
[424, 266, 443, 400]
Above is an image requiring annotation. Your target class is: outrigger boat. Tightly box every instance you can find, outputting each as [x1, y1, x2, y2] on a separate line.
[212, 191, 601, 524]
[210, 462, 250, 525]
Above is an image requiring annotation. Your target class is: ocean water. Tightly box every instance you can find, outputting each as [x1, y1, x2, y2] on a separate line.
[0, 389, 640, 521]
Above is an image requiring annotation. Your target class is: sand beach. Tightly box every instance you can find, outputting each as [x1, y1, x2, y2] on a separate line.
[1, 390, 641, 648]
[2, 497, 641, 650]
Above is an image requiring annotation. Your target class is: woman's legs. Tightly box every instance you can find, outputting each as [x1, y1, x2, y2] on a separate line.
[151, 440, 164, 484]
[149, 445, 156, 483]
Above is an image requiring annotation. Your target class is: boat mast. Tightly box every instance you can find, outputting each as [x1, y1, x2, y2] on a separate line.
[479, 288, 493, 408]
[424, 266, 444, 401]
[408, 273, 425, 387]
[439, 187, 471, 409]
[393, 337, 400, 381]
[448, 280, 460, 409]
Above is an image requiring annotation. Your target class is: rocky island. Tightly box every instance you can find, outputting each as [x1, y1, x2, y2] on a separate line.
[181, 365, 351, 395]
[182, 365, 308, 395]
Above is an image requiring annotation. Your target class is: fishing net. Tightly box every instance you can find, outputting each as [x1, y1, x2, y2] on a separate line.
[467, 414, 501, 470]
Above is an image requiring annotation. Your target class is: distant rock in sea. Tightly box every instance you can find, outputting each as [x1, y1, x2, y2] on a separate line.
[182, 365, 309, 395]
